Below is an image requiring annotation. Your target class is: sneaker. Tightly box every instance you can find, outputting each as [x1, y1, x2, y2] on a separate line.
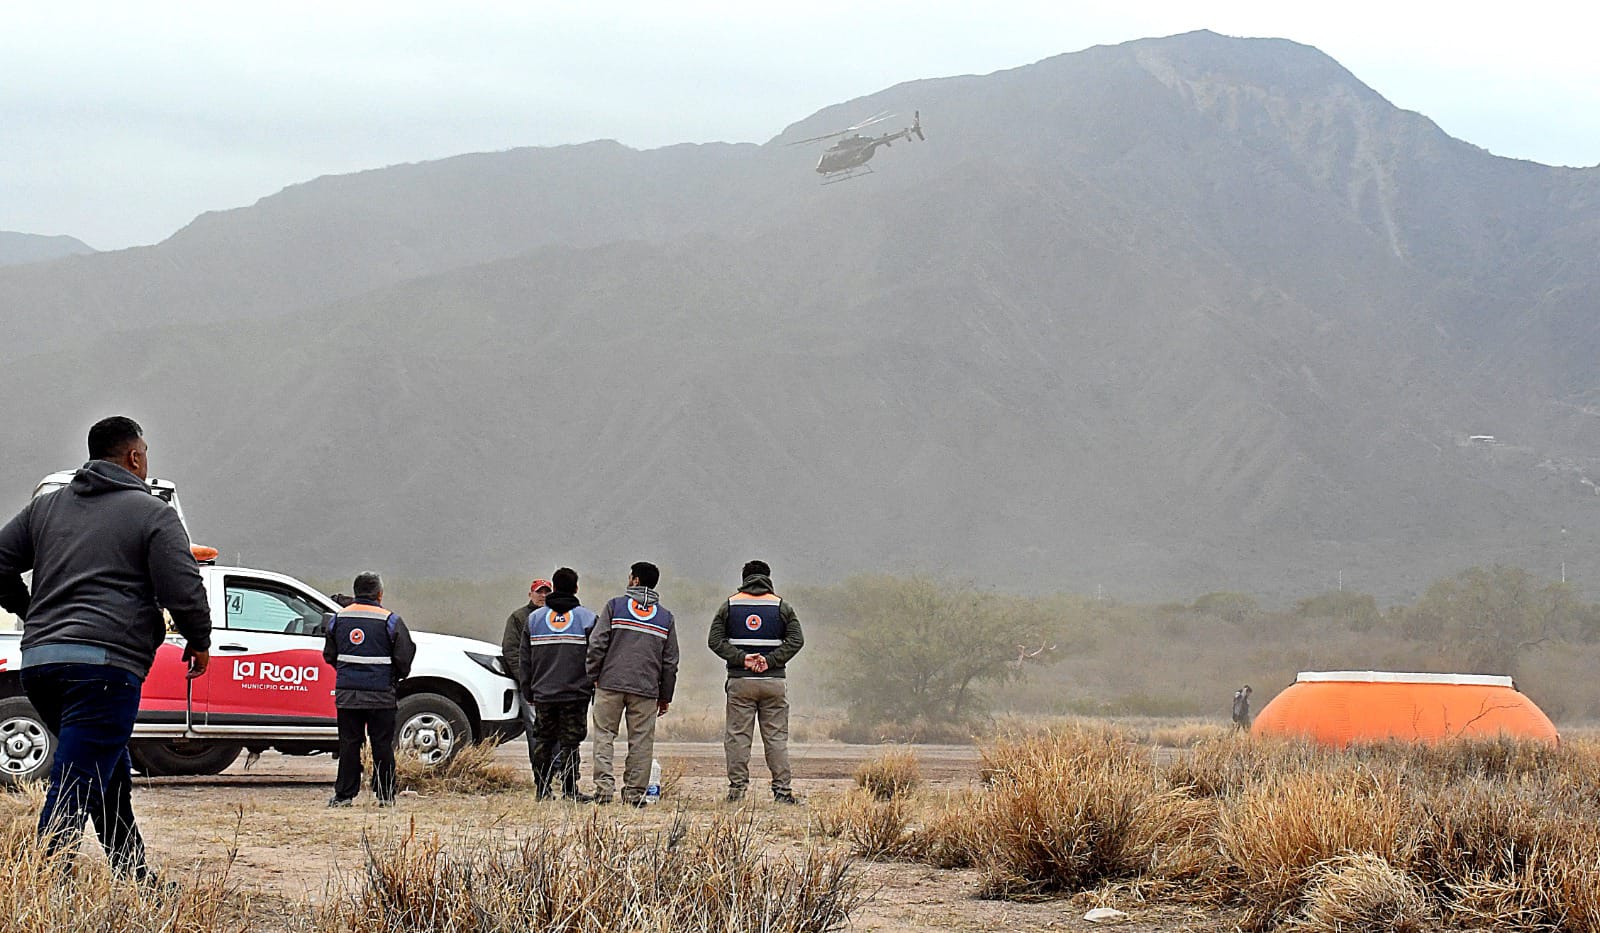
[773, 791, 802, 806]
[726, 788, 746, 803]
[327, 796, 354, 808]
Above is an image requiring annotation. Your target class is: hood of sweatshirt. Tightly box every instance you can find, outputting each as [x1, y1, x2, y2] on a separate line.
[625, 585, 659, 607]
[68, 460, 149, 497]
[545, 592, 580, 614]
[739, 574, 775, 596]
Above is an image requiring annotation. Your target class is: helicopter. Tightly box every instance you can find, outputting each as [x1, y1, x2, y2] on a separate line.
[789, 111, 924, 184]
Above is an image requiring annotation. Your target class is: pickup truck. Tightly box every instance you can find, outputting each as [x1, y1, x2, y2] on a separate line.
[0, 476, 521, 786]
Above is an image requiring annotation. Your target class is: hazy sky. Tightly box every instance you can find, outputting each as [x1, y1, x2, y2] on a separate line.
[5, 1, 1598, 250]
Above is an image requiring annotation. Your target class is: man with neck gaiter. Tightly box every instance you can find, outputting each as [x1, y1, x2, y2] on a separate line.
[586, 561, 678, 806]
[517, 567, 595, 801]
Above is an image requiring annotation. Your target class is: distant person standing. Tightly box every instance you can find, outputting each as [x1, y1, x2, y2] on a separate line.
[587, 562, 678, 806]
[323, 572, 416, 807]
[501, 578, 553, 777]
[709, 560, 804, 804]
[1232, 684, 1253, 731]
[517, 569, 595, 801]
[0, 416, 212, 884]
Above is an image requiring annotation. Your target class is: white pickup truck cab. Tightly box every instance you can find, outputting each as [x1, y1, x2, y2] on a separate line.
[0, 475, 521, 786]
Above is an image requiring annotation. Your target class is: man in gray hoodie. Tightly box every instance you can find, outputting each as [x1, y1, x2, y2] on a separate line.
[586, 561, 678, 806]
[0, 416, 211, 882]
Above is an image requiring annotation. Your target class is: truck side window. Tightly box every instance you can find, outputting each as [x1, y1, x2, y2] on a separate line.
[223, 579, 330, 636]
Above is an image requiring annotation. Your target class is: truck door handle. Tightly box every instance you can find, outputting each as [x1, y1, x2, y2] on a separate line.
[218, 644, 249, 652]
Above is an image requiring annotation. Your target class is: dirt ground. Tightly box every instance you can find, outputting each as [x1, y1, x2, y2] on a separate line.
[119, 741, 1239, 931]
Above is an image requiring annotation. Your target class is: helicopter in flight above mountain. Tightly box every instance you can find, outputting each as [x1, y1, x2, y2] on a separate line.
[789, 111, 924, 184]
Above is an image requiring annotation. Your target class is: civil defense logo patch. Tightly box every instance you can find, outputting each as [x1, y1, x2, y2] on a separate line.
[349, 628, 365, 645]
[745, 614, 763, 631]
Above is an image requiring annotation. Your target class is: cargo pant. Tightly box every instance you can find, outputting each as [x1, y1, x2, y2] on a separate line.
[591, 688, 657, 803]
[724, 677, 792, 796]
[531, 699, 590, 799]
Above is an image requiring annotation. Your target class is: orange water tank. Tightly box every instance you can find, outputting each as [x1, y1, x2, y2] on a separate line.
[1251, 671, 1558, 747]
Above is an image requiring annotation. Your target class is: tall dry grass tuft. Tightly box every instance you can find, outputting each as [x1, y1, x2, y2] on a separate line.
[1216, 765, 1423, 928]
[815, 790, 914, 859]
[317, 810, 866, 932]
[968, 728, 1209, 900]
[393, 739, 524, 795]
[854, 748, 921, 800]
[1285, 854, 1437, 933]
[0, 784, 248, 932]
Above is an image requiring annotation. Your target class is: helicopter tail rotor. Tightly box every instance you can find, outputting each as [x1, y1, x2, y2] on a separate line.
[911, 111, 924, 141]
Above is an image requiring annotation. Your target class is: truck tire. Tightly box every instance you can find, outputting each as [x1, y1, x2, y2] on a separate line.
[129, 741, 243, 777]
[0, 697, 54, 787]
[396, 693, 471, 767]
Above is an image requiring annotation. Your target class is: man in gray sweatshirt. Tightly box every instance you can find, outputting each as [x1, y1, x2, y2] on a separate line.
[0, 416, 211, 883]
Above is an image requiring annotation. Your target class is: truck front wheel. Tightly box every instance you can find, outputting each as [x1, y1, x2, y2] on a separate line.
[396, 693, 470, 767]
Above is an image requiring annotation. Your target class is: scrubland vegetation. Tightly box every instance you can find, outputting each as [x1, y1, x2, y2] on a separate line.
[823, 728, 1600, 931]
[372, 562, 1600, 738]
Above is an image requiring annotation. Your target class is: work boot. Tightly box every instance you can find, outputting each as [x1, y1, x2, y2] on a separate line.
[726, 787, 746, 803]
[773, 791, 802, 806]
[327, 796, 354, 808]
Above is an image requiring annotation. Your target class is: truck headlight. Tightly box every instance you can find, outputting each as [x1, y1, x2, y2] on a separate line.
[466, 652, 508, 677]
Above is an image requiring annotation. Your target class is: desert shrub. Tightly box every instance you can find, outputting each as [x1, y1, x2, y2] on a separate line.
[393, 739, 524, 795]
[854, 749, 922, 800]
[971, 728, 1202, 899]
[815, 791, 914, 859]
[1216, 766, 1424, 927]
[907, 792, 983, 870]
[317, 811, 866, 932]
[1285, 854, 1436, 933]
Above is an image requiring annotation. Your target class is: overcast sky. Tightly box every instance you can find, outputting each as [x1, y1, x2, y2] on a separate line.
[5, 1, 1598, 250]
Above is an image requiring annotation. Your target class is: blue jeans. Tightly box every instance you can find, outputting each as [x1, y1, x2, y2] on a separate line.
[21, 662, 148, 876]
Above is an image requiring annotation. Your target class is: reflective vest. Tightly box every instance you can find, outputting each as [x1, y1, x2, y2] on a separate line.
[605, 596, 674, 641]
[726, 591, 784, 665]
[528, 604, 597, 646]
[332, 603, 397, 692]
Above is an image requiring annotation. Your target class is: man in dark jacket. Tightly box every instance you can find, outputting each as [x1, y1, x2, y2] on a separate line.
[586, 561, 678, 806]
[709, 560, 804, 804]
[501, 577, 552, 777]
[0, 416, 211, 882]
[322, 572, 416, 807]
[517, 568, 595, 801]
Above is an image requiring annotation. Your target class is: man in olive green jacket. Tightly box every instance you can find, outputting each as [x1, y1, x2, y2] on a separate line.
[708, 560, 804, 803]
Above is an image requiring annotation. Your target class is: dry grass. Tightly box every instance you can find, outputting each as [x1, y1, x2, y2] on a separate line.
[853, 748, 921, 800]
[814, 790, 913, 859]
[828, 727, 1600, 930]
[393, 739, 525, 796]
[314, 810, 867, 932]
[0, 782, 249, 932]
[1285, 854, 1437, 933]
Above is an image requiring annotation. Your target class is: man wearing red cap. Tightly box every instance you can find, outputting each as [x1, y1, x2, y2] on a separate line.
[501, 578, 552, 777]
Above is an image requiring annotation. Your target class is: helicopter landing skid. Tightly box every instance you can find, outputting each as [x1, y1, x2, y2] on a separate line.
[820, 165, 875, 185]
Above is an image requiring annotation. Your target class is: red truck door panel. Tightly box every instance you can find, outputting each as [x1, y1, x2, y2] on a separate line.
[200, 577, 336, 726]
[140, 638, 208, 726]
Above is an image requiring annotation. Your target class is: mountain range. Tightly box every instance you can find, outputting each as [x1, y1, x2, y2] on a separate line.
[2, 30, 1597, 603]
[0, 232, 95, 268]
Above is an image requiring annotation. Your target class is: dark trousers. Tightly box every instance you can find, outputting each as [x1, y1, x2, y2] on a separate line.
[530, 698, 589, 797]
[21, 662, 148, 876]
[334, 706, 397, 802]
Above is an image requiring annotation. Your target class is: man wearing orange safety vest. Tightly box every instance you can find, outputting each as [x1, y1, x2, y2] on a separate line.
[323, 572, 415, 807]
[708, 560, 805, 804]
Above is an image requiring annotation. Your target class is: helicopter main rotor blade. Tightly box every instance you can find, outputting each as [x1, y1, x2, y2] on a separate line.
[787, 128, 851, 146]
[848, 111, 894, 131]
